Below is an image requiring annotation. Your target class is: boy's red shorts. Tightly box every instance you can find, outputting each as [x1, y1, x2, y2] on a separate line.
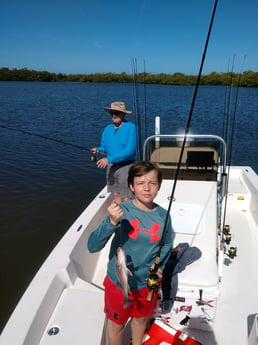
[103, 276, 158, 325]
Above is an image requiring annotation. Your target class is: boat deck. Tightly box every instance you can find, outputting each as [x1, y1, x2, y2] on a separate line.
[1, 167, 258, 345]
[38, 169, 258, 345]
[38, 280, 106, 345]
[212, 201, 258, 344]
[172, 168, 258, 344]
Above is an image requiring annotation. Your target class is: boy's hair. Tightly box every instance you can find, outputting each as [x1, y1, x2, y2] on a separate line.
[128, 161, 162, 187]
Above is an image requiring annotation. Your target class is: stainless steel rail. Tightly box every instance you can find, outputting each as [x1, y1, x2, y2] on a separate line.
[143, 134, 227, 174]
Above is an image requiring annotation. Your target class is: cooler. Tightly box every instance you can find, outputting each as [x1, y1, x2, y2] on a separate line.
[142, 319, 201, 345]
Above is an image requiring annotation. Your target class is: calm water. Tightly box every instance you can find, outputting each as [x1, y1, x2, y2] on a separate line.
[0, 81, 257, 331]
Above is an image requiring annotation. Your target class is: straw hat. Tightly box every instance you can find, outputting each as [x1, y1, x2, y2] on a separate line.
[104, 101, 132, 114]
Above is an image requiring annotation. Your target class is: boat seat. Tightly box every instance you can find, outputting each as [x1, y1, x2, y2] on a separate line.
[186, 151, 215, 170]
[39, 282, 106, 345]
[157, 180, 219, 290]
[178, 251, 219, 288]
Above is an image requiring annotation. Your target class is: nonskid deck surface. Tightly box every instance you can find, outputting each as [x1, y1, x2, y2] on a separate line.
[38, 280, 106, 345]
[180, 194, 258, 345]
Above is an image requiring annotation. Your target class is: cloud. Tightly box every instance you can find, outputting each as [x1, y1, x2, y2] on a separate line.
[93, 41, 104, 49]
[39, 34, 64, 44]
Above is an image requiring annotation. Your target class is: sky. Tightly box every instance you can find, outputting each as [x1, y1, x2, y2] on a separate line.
[1, 0, 257, 75]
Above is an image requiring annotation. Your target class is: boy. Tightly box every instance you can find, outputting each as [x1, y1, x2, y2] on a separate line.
[87, 161, 173, 345]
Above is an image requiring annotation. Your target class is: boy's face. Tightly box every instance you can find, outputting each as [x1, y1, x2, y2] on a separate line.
[129, 170, 160, 205]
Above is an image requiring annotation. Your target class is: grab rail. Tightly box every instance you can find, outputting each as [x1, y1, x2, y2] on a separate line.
[143, 134, 227, 174]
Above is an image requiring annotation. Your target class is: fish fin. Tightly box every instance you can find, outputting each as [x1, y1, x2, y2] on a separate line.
[127, 268, 133, 276]
[116, 281, 123, 290]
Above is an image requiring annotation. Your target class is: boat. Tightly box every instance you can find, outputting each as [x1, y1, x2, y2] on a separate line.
[1, 116, 258, 345]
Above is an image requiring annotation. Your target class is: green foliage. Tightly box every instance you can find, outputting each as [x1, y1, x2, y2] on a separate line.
[0, 67, 258, 87]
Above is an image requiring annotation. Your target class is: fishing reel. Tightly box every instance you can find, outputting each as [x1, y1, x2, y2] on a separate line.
[88, 149, 106, 162]
[228, 246, 237, 259]
[147, 268, 160, 302]
[89, 153, 97, 162]
[222, 224, 232, 245]
[224, 233, 232, 245]
[147, 270, 160, 290]
[223, 225, 230, 234]
[88, 148, 98, 162]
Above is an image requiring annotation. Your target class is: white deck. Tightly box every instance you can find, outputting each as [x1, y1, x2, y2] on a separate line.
[1, 167, 258, 345]
[171, 167, 258, 344]
[39, 280, 106, 345]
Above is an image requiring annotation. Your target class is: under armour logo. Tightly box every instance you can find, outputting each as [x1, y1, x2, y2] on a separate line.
[128, 219, 161, 242]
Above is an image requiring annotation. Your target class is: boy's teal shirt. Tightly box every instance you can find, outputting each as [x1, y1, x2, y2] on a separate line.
[87, 200, 173, 290]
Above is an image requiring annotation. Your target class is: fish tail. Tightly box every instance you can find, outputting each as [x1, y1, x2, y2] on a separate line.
[123, 289, 133, 309]
[123, 296, 133, 309]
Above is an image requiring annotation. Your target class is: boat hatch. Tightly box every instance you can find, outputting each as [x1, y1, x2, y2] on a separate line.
[162, 202, 204, 235]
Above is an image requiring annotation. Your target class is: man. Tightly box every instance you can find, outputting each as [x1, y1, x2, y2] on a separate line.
[91, 101, 137, 203]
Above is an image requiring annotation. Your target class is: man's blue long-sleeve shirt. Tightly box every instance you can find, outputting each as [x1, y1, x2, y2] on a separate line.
[97, 121, 137, 163]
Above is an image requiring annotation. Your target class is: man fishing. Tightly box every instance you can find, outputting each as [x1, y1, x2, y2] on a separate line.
[87, 161, 173, 345]
[90, 101, 137, 203]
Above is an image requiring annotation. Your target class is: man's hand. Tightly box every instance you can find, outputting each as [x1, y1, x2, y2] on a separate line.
[90, 148, 98, 155]
[97, 157, 108, 168]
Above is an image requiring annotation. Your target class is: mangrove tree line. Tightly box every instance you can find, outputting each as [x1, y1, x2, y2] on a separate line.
[0, 67, 258, 87]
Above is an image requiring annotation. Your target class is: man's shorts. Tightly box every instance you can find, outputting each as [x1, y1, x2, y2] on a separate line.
[103, 276, 158, 325]
[106, 161, 134, 199]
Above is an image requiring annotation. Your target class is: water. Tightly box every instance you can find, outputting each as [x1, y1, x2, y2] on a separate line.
[0, 81, 257, 332]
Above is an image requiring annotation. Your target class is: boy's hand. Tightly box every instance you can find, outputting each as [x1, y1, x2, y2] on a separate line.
[150, 264, 163, 281]
[108, 200, 124, 225]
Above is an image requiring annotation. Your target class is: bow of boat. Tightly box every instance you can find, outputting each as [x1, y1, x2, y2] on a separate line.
[1, 135, 258, 345]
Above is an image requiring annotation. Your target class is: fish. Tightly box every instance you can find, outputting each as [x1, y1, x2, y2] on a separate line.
[115, 247, 133, 308]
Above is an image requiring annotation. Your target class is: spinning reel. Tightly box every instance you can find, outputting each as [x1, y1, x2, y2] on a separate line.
[147, 266, 160, 302]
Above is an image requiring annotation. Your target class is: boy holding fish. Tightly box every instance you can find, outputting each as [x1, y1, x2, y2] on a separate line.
[87, 161, 173, 345]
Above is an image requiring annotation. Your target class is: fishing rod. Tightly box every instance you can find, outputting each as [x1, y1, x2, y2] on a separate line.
[143, 60, 148, 149]
[131, 58, 141, 158]
[221, 54, 247, 237]
[0, 124, 106, 160]
[131, 57, 142, 160]
[147, 0, 219, 301]
[223, 54, 236, 144]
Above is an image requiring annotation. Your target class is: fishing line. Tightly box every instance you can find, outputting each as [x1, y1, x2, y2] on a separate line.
[150, 0, 219, 275]
[0, 124, 97, 154]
